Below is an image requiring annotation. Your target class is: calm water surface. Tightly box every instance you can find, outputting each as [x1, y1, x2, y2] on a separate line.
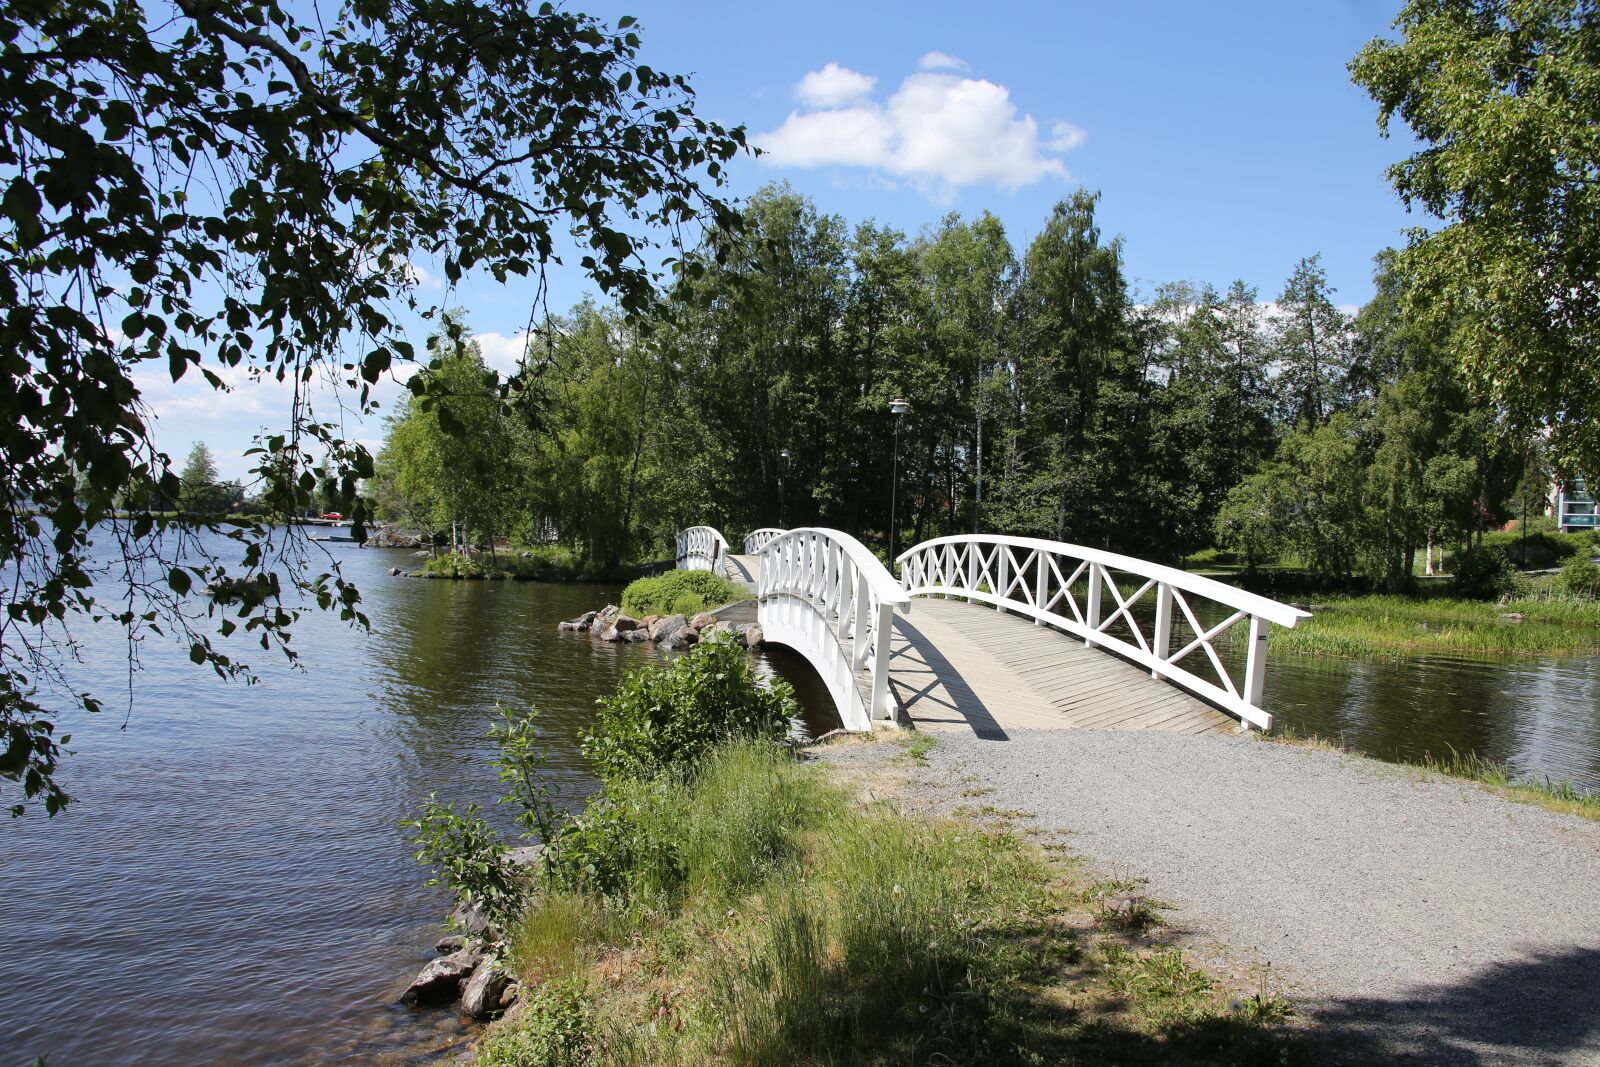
[4, 541, 1600, 1065]
[0, 539, 830, 1067]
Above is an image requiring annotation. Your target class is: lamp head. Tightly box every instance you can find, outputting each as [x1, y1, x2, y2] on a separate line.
[889, 397, 910, 416]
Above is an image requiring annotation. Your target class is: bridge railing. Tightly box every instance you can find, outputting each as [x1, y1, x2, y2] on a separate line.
[758, 528, 909, 724]
[676, 525, 729, 575]
[896, 535, 1308, 730]
[744, 528, 786, 554]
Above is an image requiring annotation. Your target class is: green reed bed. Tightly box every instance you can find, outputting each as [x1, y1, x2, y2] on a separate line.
[1262, 594, 1600, 659]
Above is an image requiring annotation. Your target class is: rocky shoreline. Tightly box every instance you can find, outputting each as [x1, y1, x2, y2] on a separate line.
[557, 603, 764, 651]
[399, 847, 545, 1026]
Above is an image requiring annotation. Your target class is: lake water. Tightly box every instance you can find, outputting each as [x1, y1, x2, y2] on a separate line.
[3, 539, 1598, 1065]
[0, 538, 829, 1066]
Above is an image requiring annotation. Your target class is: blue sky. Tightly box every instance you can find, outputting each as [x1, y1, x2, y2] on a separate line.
[160, 0, 1419, 480]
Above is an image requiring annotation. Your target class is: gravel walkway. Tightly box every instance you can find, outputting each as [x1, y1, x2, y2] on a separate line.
[849, 730, 1600, 1066]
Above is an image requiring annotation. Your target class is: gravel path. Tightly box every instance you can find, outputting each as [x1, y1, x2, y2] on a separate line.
[866, 730, 1600, 1065]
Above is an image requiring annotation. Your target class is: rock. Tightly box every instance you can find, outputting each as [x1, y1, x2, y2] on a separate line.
[401, 947, 482, 1007]
[640, 615, 661, 631]
[741, 624, 764, 647]
[498, 982, 521, 1010]
[611, 614, 643, 632]
[389, 567, 403, 576]
[702, 621, 736, 642]
[575, 573, 591, 583]
[450, 900, 491, 939]
[598, 626, 624, 643]
[459, 961, 513, 1021]
[435, 934, 466, 954]
[1501, 612, 1526, 621]
[506, 844, 544, 868]
[650, 614, 687, 642]
[558, 611, 597, 633]
[621, 628, 650, 644]
[690, 612, 719, 630]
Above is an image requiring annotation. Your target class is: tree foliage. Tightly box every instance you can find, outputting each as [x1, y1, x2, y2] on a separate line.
[0, 0, 745, 815]
[1351, 0, 1600, 470]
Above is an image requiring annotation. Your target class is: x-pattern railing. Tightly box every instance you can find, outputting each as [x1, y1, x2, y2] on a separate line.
[897, 535, 1308, 730]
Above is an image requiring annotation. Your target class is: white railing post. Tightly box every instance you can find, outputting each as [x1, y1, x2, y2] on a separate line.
[1243, 614, 1268, 711]
[1084, 563, 1102, 647]
[1152, 582, 1172, 679]
[869, 599, 895, 720]
[1035, 551, 1047, 625]
[996, 547, 1008, 612]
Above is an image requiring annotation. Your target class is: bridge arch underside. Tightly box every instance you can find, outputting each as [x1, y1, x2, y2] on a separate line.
[757, 593, 878, 733]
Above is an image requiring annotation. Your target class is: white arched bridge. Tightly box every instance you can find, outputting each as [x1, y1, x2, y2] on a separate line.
[678, 525, 1309, 738]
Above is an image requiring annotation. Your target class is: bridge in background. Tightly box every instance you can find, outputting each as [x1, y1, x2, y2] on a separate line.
[678, 526, 1308, 737]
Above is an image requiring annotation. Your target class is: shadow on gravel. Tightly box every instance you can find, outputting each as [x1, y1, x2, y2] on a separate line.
[1310, 944, 1600, 1065]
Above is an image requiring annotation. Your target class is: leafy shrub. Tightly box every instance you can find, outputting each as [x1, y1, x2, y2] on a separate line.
[1556, 555, 1600, 599]
[1475, 529, 1591, 570]
[543, 778, 686, 900]
[475, 978, 597, 1067]
[402, 796, 527, 934]
[1452, 543, 1515, 599]
[581, 635, 795, 784]
[620, 569, 750, 617]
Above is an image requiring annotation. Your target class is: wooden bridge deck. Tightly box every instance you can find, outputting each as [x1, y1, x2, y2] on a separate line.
[883, 597, 1237, 739]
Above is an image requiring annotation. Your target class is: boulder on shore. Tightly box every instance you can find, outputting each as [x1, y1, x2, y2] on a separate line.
[610, 614, 643, 632]
[459, 960, 513, 1021]
[649, 614, 687, 642]
[450, 900, 491, 939]
[557, 610, 598, 633]
[401, 947, 482, 1007]
[689, 611, 719, 630]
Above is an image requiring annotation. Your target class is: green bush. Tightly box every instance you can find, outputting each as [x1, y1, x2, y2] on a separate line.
[1474, 529, 1592, 570]
[1452, 543, 1515, 599]
[581, 635, 794, 784]
[1557, 555, 1600, 599]
[475, 977, 597, 1067]
[620, 569, 750, 617]
[543, 777, 685, 900]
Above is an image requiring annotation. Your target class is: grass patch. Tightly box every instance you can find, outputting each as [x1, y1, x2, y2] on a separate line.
[1262, 732, 1600, 823]
[479, 742, 1305, 1066]
[1256, 594, 1600, 659]
[619, 570, 751, 617]
[901, 729, 937, 764]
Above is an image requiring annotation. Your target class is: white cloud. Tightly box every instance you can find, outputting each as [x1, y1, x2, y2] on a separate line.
[918, 51, 969, 73]
[473, 331, 531, 374]
[756, 64, 1081, 201]
[1048, 121, 1086, 153]
[794, 63, 876, 108]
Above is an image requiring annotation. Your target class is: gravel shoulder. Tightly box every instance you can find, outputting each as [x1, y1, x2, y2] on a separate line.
[815, 730, 1600, 1066]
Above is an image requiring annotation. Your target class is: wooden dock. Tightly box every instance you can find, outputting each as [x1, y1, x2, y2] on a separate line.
[883, 597, 1236, 739]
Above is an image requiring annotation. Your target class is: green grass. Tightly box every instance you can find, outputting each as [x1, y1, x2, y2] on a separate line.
[477, 742, 1306, 1066]
[418, 547, 645, 581]
[1259, 594, 1600, 659]
[619, 570, 751, 617]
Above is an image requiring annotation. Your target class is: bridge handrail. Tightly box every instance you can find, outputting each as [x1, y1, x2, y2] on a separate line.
[744, 527, 786, 554]
[896, 534, 1309, 730]
[757, 527, 908, 722]
[676, 525, 730, 574]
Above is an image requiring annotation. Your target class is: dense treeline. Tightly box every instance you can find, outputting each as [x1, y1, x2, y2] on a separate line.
[375, 182, 1540, 589]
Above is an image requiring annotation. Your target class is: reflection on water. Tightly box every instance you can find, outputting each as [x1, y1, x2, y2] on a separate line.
[1266, 651, 1600, 793]
[0, 540, 833, 1066]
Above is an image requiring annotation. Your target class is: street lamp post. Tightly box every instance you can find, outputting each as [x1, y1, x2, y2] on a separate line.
[889, 397, 909, 562]
[778, 448, 790, 528]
